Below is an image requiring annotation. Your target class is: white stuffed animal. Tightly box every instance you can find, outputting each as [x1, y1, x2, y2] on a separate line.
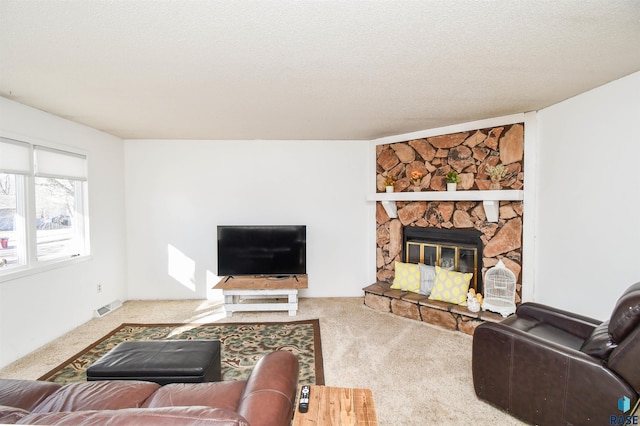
[467, 290, 480, 312]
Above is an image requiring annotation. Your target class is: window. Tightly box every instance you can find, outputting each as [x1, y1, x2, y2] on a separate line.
[35, 177, 85, 261]
[0, 137, 89, 277]
[0, 172, 24, 269]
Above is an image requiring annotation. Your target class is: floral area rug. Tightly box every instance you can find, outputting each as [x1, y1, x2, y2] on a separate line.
[39, 319, 323, 385]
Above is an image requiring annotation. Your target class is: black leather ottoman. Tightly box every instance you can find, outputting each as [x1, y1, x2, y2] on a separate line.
[86, 340, 221, 385]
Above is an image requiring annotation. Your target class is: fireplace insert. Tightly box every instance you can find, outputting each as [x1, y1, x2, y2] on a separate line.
[402, 227, 483, 293]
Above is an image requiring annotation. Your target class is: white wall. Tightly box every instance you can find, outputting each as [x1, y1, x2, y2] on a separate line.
[534, 71, 640, 320]
[3, 71, 637, 367]
[0, 97, 127, 368]
[124, 139, 372, 299]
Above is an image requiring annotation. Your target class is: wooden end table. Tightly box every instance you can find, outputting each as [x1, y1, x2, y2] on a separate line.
[292, 385, 378, 425]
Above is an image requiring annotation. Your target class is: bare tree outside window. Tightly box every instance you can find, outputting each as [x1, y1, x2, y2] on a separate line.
[35, 177, 83, 260]
[0, 174, 12, 196]
[0, 173, 18, 268]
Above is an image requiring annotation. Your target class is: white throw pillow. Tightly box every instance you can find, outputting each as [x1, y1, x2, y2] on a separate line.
[418, 264, 436, 296]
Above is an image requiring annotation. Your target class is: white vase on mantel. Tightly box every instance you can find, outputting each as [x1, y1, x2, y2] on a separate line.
[385, 186, 394, 193]
[447, 182, 457, 191]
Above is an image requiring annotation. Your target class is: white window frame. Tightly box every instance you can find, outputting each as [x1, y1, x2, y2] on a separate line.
[0, 136, 91, 282]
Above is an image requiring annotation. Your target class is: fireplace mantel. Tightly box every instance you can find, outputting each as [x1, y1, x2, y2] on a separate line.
[367, 190, 524, 222]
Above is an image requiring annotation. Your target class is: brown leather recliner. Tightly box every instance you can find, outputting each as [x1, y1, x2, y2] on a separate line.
[473, 282, 640, 425]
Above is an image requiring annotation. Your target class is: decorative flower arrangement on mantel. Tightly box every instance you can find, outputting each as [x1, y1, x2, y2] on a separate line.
[485, 164, 507, 190]
[383, 174, 395, 192]
[410, 171, 423, 192]
[446, 171, 460, 192]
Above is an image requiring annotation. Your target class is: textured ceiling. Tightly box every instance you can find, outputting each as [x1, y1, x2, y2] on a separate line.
[1, 0, 639, 140]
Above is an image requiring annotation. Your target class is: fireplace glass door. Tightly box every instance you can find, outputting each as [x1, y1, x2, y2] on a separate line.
[405, 241, 478, 292]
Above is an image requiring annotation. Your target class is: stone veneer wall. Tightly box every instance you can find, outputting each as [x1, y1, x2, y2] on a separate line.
[375, 123, 524, 302]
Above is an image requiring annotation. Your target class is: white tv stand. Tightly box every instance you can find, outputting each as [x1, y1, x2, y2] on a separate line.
[214, 275, 308, 317]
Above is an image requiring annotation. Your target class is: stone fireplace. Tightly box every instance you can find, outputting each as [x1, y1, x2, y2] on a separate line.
[366, 123, 525, 334]
[375, 123, 524, 304]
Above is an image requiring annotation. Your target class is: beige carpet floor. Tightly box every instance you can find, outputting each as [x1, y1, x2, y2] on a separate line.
[0, 297, 524, 425]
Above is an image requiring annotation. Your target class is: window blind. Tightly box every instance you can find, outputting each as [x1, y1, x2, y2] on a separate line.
[0, 137, 32, 175]
[34, 146, 87, 181]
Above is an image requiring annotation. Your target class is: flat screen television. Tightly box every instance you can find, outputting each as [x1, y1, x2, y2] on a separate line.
[217, 225, 306, 277]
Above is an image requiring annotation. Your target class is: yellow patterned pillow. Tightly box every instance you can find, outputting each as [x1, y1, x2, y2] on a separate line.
[391, 261, 421, 293]
[428, 266, 473, 304]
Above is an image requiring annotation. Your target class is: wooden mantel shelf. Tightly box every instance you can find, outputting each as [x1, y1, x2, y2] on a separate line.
[367, 190, 524, 222]
[367, 189, 523, 202]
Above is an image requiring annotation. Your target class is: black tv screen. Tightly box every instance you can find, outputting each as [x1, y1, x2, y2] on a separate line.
[217, 225, 306, 277]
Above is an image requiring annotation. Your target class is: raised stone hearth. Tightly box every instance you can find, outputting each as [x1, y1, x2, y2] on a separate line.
[363, 282, 503, 335]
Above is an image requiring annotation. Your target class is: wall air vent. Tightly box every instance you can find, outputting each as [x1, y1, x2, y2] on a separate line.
[94, 299, 123, 318]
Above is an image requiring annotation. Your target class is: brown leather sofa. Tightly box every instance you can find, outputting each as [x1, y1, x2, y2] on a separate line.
[0, 350, 299, 425]
[473, 282, 640, 425]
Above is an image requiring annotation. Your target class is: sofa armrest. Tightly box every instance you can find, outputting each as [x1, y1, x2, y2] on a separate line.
[516, 302, 601, 339]
[237, 351, 299, 426]
[609, 325, 640, 390]
[473, 321, 637, 425]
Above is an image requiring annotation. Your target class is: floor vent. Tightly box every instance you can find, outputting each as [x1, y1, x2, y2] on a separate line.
[94, 299, 123, 318]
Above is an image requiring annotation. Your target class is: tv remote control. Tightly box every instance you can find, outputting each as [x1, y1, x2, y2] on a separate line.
[298, 385, 310, 413]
